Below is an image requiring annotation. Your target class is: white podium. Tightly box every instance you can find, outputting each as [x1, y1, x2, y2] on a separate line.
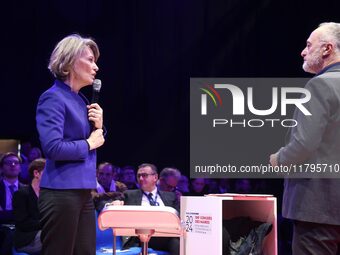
[180, 194, 277, 255]
[98, 205, 184, 255]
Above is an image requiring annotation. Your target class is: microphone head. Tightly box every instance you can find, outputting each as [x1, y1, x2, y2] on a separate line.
[93, 79, 102, 92]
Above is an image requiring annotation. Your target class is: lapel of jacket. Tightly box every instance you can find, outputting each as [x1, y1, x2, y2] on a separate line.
[136, 189, 144, 205]
[158, 191, 170, 206]
[28, 185, 38, 203]
[0, 180, 6, 210]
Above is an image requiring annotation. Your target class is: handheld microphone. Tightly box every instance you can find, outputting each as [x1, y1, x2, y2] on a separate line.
[91, 79, 102, 104]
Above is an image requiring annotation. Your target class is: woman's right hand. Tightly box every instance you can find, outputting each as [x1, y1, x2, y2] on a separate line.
[86, 128, 105, 150]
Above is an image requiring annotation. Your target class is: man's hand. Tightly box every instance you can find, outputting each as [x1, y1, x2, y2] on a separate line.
[269, 152, 279, 167]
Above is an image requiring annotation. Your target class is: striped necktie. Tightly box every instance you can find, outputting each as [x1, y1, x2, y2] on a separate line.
[9, 184, 17, 196]
[147, 193, 159, 206]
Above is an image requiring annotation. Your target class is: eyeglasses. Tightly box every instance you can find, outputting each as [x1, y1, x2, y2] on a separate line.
[3, 160, 20, 166]
[137, 173, 155, 179]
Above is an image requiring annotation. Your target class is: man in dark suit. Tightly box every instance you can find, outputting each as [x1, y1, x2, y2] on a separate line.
[13, 158, 45, 255]
[0, 152, 25, 255]
[122, 163, 179, 255]
[270, 22, 340, 254]
[92, 162, 127, 212]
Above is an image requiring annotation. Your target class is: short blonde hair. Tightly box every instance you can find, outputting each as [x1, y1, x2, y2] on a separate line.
[48, 34, 100, 81]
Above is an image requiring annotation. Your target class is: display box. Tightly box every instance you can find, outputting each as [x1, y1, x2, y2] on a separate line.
[180, 194, 277, 255]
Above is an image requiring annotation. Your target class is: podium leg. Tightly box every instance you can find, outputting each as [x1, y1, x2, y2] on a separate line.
[180, 235, 185, 255]
[112, 229, 117, 255]
[141, 241, 149, 255]
[113, 233, 116, 255]
[135, 229, 155, 255]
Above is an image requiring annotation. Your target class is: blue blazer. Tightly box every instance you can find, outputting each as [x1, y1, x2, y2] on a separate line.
[36, 80, 97, 189]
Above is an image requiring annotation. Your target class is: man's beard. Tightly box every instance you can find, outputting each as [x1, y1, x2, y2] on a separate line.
[302, 50, 324, 74]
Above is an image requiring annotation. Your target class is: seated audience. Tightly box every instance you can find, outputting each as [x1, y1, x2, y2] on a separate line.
[218, 178, 231, 194]
[158, 167, 182, 201]
[0, 152, 25, 255]
[111, 165, 121, 182]
[187, 178, 208, 196]
[122, 163, 179, 255]
[93, 162, 127, 211]
[13, 158, 45, 255]
[20, 147, 42, 184]
[96, 162, 126, 193]
[120, 166, 139, 190]
[177, 175, 189, 194]
[234, 179, 253, 194]
[19, 141, 32, 165]
[158, 167, 181, 192]
[205, 178, 220, 194]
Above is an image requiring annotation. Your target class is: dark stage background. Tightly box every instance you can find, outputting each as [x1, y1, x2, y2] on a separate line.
[2, 0, 340, 175]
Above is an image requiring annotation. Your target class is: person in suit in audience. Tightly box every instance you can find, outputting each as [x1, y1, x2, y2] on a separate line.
[158, 167, 182, 202]
[158, 167, 181, 192]
[0, 152, 25, 255]
[177, 175, 189, 194]
[120, 166, 139, 190]
[122, 163, 179, 255]
[13, 158, 45, 255]
[92, 162, 127, 211]
[96, 162, 127, 193]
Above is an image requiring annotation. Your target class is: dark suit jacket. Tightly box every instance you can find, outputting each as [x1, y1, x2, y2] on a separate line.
[123, 189, 179, 212]
[0, 180, 25, 224]
[122, 189, 180, 250]
[279, 64, 340, 225]
[12, 185, 40, 248]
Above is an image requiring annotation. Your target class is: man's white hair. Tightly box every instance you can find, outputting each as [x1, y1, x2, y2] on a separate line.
[318, 22, 340, 52]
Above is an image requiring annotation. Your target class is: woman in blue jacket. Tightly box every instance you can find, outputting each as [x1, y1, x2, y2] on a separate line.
[36, 34, 105, 255]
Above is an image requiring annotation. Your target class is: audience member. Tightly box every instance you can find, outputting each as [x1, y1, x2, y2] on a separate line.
[218, 179, 230, 194]
[234, 179, 253, 194]
[0, 152, 25, 255]
[158, 167, 182, 201]
[96, 162, 125, 193]
[120, 166, 139, 189]
[158, 167, 181, 192]
[19, 142, 32, 164]
[187, 178, 207, 196]
[122, 163, 179, 255]
[205, 178, 220, 194]
[252, 179, 267, 194]
[92, 162, 127, 211]
[13, 158, 45, 255]
[20, 147, 42, 185]
[111, 165, 121, 182]
[177, 175, 189, 194]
